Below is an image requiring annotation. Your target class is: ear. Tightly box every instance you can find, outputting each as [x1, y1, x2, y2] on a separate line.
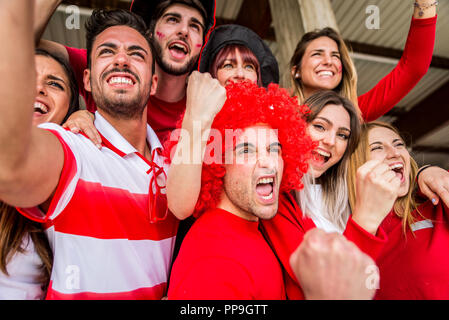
[150, 73, 158, 96]
[83, 69, 92, 93]
[291, 66, 300, 79]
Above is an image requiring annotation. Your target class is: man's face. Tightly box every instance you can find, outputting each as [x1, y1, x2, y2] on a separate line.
[219, 126, 284, 221]
[153, 3, 204, 76]
[84, 26, 157, 119]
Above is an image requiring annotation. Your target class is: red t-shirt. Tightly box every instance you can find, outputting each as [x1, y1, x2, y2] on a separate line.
[167, 208, 286, 300]
[374, 201, 449, 299]
[261, 192, 388, 300]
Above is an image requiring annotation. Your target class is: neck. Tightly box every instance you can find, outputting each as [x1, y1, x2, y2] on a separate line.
[217, 192, 259, 222]
[154, 64, 188, 103]
[97, 108, 151, 159]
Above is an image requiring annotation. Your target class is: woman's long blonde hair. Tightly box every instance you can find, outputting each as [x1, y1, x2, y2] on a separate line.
[290, 28, 360, 119]
[348, 121, 420, 233]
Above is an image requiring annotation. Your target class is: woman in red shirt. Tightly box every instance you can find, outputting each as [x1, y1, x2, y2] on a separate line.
[347, 121, 449, 299]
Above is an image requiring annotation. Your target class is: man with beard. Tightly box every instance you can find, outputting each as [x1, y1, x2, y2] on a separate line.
[35, 0, 216, 272]
[35, 0, 216, 144]
[0, 6, 179, 299]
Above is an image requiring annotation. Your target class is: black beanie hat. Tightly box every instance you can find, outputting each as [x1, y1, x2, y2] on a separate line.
[199, 24, 279, 88]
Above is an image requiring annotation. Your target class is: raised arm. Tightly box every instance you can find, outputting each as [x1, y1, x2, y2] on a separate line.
[0, 0, 64, 208]
[34, 0, 68, 61]
[359, 0, 437, 122]
[166, 71, 226, 220]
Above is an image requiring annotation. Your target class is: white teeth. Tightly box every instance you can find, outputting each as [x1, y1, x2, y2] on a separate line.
[318, 71, 333, 77]
[109, 77, 133, 85]
[317, 149, 331, 158]
[258, 177, 274, 184]
[261, 192, 273, 200]
[390, 163, 404, 170]
[34, 102, 48, 114]
[171, 43, 187, 53]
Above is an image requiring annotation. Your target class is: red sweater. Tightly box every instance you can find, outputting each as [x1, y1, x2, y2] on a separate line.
[261, 192, 388, 300]
[375, 200, 449, 299]
[359, 16, 436, 121]
[167, 208, 286, 300]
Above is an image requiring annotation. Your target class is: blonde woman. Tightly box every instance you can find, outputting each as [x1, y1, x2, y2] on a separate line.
[348, 121, 449, 299]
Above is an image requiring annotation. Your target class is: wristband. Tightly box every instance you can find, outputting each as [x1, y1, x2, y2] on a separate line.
[415, 164, 434, 182]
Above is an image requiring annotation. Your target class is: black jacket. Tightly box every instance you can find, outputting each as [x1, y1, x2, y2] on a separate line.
[199, 24, 279, 87]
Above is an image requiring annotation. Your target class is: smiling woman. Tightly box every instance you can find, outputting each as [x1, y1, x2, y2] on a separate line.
[33, 49, 79, 126]
[347, 122, 449, 299]
[0, 48, 79, 300]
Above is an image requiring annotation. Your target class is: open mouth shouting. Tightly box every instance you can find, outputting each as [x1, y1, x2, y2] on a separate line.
[34, 101, 49, 115]
[312, 148, 331, 166]
[168, 40, 190, 60]
[389, 162, 405, 182]
[255, 176, 277, 204]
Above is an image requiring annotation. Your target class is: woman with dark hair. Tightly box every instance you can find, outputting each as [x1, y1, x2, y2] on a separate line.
[0, 49, 79, 300]
[347, 121, 449, 299]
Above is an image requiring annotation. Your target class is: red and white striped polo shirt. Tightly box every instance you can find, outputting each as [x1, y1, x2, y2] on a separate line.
[19, 112, 179, 300]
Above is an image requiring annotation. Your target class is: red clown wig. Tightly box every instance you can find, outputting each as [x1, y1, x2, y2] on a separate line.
[166, 81, 315, 217]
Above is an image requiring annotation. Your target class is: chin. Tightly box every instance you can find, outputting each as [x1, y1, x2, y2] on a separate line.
[254, 205, 278, 221]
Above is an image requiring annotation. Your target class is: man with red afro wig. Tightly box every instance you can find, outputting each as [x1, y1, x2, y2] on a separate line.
[166, 79, 314, 299]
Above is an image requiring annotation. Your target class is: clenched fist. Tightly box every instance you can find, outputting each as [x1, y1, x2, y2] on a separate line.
[290, 228, 378, 300]
[185, 71, 227, 125]
[352, 158, 402, 234]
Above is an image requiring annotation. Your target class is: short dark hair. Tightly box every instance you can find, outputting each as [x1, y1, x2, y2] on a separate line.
[85, 9, 154, 70]
[148, 0, 207, 36]
[35, 48, 80, 123]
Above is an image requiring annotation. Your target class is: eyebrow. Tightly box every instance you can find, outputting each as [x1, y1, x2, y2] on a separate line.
[315, 116, 351, 133]
[128, 45, 148, 55]
[235, 142, 282, 150]
[369, 138, 403, 147]
[269, 142, 282, 150]
[235, 142, 255, 150]
[46, 74, 67, 87]
[311, 48, 340, 55]
[97, 43, 148, 55]
[163, 12, 205, 32]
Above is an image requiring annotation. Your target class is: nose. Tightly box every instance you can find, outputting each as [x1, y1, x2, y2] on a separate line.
[233, 66, 245, 80]
[36, 81, 47, 96]
[385, 145, 400, 159]
[113, 51, 130, 68]
[322, 131, 336, 147]
[322, 53, 332, 66]
[257, 150, 278, 171]
[177, 20, 189, 38]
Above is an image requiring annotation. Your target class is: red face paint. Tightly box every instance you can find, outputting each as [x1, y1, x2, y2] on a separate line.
[338, 65, 343, 74]
[195, 43, 202, 48]
[156, 32, 165, 40]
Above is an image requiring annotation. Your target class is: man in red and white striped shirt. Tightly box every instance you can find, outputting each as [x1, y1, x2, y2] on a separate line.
[0, 5, 180, 299]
